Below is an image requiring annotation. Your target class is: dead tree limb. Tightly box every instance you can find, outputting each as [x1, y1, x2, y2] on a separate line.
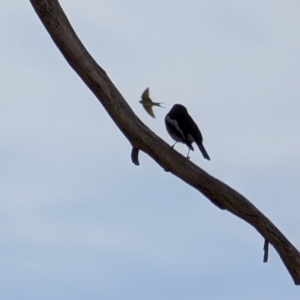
[29, 0, 300, 285]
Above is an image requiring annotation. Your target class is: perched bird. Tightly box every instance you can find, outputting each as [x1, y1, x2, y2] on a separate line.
[139, 87, 164, 118]
[165, 104, 210, 160]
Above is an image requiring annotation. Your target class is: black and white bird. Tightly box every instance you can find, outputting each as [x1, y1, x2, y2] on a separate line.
[165, 104, 210, 160]
[139, 87, 164, 118]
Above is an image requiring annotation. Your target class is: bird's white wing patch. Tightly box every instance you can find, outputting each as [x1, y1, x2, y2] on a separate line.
[166, 115, 185, 139]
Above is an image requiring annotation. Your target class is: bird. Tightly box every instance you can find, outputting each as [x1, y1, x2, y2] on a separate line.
[139, 87, 164, 118]
[165, 104, 210, 160]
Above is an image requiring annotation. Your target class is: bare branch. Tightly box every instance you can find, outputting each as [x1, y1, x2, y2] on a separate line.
[29, 0, 300, 285]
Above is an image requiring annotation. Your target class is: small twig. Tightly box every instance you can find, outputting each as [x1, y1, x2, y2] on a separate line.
[263, 239, 269, 263]
[131, 148, 140, 166]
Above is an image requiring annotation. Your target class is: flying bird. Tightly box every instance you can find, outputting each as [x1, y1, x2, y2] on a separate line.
[139, 87, 164, 118]
[165, 104, 210, 160]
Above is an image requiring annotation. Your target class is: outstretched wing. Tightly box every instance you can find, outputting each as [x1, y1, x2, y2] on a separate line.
[143, 105, 155, 118]
[141, 87, 150, 101]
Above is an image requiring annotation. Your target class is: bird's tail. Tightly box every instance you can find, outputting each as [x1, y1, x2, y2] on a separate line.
[153, 102, 165, 108]
[196, 142, 210, 160]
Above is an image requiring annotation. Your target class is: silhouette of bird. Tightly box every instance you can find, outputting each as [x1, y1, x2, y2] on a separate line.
[165, 104, 210, 160]
[139, 87, 164, 118]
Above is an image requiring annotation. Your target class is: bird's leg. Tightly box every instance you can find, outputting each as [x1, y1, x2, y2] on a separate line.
[186, 149, 190, 160]
[171, 142, 177, 148]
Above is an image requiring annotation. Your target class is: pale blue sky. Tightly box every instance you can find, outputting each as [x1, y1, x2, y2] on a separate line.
[0, 0, 300, 299]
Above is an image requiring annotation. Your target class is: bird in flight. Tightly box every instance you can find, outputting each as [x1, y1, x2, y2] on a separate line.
[165, 104, 210, 160]
[139, 87, 164, 118]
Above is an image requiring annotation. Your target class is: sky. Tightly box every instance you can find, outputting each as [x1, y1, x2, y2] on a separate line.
[1, 0, 300, 299]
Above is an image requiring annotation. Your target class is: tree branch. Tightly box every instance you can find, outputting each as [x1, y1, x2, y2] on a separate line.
[29, 0, 300, 285]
